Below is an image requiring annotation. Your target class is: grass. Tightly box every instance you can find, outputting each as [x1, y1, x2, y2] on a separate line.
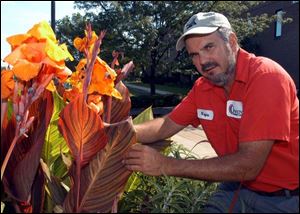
[125, 81, 191, 96]
[126, 86, 147, 96]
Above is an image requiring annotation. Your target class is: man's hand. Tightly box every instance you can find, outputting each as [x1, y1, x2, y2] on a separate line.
[123, 144, 166, 176]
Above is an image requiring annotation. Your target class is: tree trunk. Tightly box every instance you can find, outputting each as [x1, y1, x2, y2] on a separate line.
[150, 63, 156, 95]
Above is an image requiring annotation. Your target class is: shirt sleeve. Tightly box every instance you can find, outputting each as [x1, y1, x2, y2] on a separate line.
[239, 70, 292, 142]
[169, 84, 200, 127]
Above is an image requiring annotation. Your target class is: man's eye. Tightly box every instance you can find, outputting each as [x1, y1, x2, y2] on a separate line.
[206, 45, 213, 50]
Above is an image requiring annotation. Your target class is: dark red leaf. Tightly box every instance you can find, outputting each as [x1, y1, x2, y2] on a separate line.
[58, 94, 108, 167]
[3, 90, 53, 202]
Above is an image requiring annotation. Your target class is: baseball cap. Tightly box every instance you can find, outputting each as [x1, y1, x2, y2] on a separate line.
[176, 12, 232, 51]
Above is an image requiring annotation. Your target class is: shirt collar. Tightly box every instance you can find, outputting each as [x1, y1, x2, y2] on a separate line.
[235, 48, 253, 83]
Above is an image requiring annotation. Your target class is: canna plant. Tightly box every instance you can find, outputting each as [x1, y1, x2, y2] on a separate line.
[0, 20, 156, 213]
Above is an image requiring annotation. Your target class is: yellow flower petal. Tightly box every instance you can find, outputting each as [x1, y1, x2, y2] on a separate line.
[46, 80, 56, 92]
[59, 43, 74, 61]
[111, 88, 122, 99]
[27, 20, 56, 42]
[45, 39, 73, 62]
[56, 67, 72, 81]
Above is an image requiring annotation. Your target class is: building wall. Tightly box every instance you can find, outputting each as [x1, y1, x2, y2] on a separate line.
[246, 1, 299, 89]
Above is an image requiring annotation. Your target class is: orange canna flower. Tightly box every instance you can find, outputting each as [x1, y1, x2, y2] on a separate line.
[88, 57, 121, 99]
[1, 70, 15, 99]
[3, 20, 73, 83]
[74, 30, 98, 53]
[87, 94, 104, 114]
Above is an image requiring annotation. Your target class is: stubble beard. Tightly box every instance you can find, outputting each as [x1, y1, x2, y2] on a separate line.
[206, 51, 236, 87]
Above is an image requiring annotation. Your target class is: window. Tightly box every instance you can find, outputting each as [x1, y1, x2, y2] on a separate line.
[247, 17, 253, 30]
[275, 10, 283, 38]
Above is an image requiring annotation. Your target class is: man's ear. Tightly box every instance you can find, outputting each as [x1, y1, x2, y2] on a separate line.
[229, 33, 239, 52]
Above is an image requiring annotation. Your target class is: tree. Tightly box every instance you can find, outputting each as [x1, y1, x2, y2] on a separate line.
[56, 1, 276, 95]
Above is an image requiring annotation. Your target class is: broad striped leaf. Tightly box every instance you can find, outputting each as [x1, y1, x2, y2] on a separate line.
[124, 106, 154, 193]
[63, 117, 136, 213]
[107, 81, 131, 123]
[31, 167, 45, 213]
[3, 90, 53, 201]
[42, 91, 69, 168]
[125, 106, 171, 193]
[58, 94, 108, 167]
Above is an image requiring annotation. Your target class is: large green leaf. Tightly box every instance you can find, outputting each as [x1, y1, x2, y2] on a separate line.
[63, 117, 136, 213]
[40, 159, 68, 208]
[132, 106, 154, 125]
[42, 91, 69, 168]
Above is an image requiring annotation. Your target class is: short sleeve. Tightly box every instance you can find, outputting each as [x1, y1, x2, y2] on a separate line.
[169, 84, 200, 127]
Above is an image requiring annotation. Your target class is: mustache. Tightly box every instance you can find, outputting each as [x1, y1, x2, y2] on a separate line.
[202, 62, 219, 72]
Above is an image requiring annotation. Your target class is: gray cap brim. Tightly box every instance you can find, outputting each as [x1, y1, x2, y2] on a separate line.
[175, 26, 219, 51]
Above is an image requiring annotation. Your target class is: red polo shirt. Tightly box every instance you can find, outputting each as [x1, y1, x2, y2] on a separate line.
[169, 48, 299, 192]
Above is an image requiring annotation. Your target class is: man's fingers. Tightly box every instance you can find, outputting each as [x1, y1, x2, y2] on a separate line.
[125, 165, 141, 172]
[124, 150, 142, 159]
[122, 158, 141, 166]
[130, 143, 146, 151]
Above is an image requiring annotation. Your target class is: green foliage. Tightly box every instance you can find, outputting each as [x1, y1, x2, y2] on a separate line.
[57, 1, 277, 93]
[119, 144, 219, 213]
[132, 105, 154, 124]
[123, 106, 154, 194]
[42, 91, 69, 169]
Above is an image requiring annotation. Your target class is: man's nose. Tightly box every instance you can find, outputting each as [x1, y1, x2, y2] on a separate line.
[198, 54, 210, 70]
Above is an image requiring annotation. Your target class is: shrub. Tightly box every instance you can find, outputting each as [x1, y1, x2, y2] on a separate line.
[118, 144, 219, 213]
[131, 94, 183, 108]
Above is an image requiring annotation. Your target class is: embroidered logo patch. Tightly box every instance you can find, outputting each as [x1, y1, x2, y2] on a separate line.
[226, 100, 243, 119]
[186, 16, 197, 30]
[197, 109, 214, 120]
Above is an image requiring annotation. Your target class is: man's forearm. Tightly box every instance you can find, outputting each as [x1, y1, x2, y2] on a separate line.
[162, 153, 256, 182]
[135, 116, 185, 143]
[135, 117, 167, 143]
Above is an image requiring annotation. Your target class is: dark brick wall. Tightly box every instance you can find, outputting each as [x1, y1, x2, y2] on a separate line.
[245, 1, 299, 89]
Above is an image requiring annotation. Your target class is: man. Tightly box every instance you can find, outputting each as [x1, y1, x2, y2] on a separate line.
[123, 12, 299, 213]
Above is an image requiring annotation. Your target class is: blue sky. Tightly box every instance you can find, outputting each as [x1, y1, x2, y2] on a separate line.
[1, 1, 83, 66]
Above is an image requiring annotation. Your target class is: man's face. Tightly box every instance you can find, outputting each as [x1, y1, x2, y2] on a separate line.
[185, 32, 237, 87]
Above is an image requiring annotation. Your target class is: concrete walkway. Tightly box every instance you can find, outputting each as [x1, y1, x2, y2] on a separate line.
[171, 125, 218, 159]
[125, 83, 173, 95]
[125, 82, 217, 159]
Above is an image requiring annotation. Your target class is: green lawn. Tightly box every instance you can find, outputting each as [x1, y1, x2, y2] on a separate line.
[125, 81, 191, 96]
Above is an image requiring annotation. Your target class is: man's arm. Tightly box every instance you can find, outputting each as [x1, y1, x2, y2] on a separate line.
[124, 140, 274, 181]
[134, 115, 186, 143]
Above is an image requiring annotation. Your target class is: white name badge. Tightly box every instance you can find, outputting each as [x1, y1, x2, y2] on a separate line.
[197, 109, 214, 120]
[226, 100, 243, 119]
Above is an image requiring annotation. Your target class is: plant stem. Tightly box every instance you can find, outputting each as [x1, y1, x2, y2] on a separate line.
[106, 96, 112, 123]
[83, 31, 105, 103]
[75, 141, 83, 213]
[1, 135, 19, 180]
[1, 100, 8, 133]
